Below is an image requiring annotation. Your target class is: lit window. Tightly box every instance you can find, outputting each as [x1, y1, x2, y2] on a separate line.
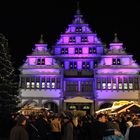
[69, 37, 76, 42]
[108, 83, 111, 89]
[52, 82, 55, 89]
[61, 48, 68, 54]
[42, 59, 45, 65]
[26, 82, 30, 88]
[37, 58, 45, 65]
[82, 62, 85, 69]
[119, 83, 122, 89]
[31, 82, 35, 88]
[61, 48, 64, 54]
[124, 83, 128, 89]
[36, 82, 40, 88]
[79, 48, 82, 54]
[42, 82, 45, 88]
[61, 62, 64, 68]
[113, 83, 116, 89]
[93, 48, 96, 53]
[129, 83, 133, 89]
[75, 27, 82, 32]
[70, 62, 73, 69]
[37, 58, 41, 65]
[117, 59, 121, 65]
[112, 59, 116, 65]
[74, 62, 77, 69]
[65, 48, 68, 54]
[102, 83, 106, 89]
[89, 48, 96, 54]
[75, 48, 78, 54]
[89, 48, 92, 54]
[81, 37, 88, 42]
[47, 82, 50, 88]
[94, 61, 97, 68]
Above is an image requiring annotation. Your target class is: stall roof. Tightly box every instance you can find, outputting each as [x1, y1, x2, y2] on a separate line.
[64, 96, 93, 103]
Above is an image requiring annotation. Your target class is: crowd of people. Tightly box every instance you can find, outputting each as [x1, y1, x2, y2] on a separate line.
[9, 110, 140, 140]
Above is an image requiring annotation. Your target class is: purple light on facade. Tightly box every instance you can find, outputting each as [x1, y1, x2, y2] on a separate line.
[35, 44, 48, 51]
[109, 43, 123, 50]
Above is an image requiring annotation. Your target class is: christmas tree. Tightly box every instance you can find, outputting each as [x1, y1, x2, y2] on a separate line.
[0, 34, 20, 136]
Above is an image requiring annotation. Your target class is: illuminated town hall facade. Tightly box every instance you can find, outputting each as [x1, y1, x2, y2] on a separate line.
[20, 9, 140, 113]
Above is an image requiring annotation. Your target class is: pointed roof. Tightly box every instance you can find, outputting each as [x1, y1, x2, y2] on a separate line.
[64, 96, 93, 103]
[72, 2, 84, 24]
[113, 33, 120, 43]
[111, 103, 140, 114]
[38, 34, 45, 44]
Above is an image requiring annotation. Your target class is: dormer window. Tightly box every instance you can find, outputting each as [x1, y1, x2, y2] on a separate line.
[69, 37, 76, 42]
[69, 62, 77, 69]
[61, 61, 64, 68]
[42, 59, 45, 65]
[81, 37, 88, 42]
[75, 27, 82, 32]
[37, 58, 41, 65]
[37, 58, 45, 65]
[89, 48, 96, 54]
[112, 58, 121, 65]
[117, 59, 121, 65]
[61, 48, 64, 54]
[112, 59, 116, 65]
[75, 48, 78, 54]
[61, 48, 68, 54]
[82, 62, 90, 69]
[75, 48, 82, 54]
[94, 61, 98, 68]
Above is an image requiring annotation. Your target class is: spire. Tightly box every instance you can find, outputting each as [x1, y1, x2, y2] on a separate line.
[73, 1, 84, 24]
[76, 1, 80, 15]
[38, 34, 45, 44]
[113, 33, 120, 43]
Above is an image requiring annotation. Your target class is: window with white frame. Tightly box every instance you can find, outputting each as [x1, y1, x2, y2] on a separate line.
[42, 82, 45, 88]
[129, 83, 133, 89]
[118, 78, 122, 89]
[31, 82, 35, 88]
[124, 83, 128, 89]
[108, 83, 111, 89]
[51, 78, 55, 89]
[129, 78, 133, 90]
[102, 78, 106, 89]
[36, 82, 40, 88]
[52, 82, 55, 89]
[112, 78, 116, 89]
[47, 78, 50, 89]
[119, 83, 123, 89]
[102, 83, 106, 89]
[26, 82, 30, 88]
[113, 83, 117, 89]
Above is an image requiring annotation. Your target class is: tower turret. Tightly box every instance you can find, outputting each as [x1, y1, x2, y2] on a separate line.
[35, 34, 48, 52]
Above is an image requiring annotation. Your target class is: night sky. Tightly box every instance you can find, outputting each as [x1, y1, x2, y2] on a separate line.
[0, 0, 139, 69]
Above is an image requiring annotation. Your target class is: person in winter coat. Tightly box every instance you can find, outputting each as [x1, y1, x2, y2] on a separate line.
[62, 116, 73, 140]
[10, 114, 29, 140]
[92, 114, 122, 140]
[128, 118, 140, 140]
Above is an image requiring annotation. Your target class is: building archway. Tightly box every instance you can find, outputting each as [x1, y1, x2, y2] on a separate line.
[99, 102, 112, 109]
[44, 102, 58, 113]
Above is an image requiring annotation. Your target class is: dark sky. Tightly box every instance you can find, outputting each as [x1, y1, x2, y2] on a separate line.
[0, 0, 139, 68]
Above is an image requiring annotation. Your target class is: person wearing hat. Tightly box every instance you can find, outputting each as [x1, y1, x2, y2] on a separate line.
[10, 114, 29, 140]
